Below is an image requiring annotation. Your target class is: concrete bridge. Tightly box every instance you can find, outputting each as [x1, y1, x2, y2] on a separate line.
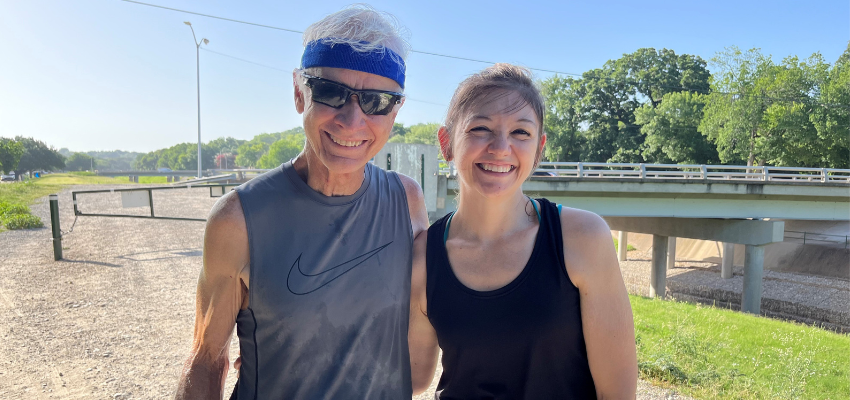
[374, 144, 850, 315]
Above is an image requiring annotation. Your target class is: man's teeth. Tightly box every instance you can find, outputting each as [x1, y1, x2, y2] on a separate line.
[480, 163, 513, 173]
[330, 135, 363, 147]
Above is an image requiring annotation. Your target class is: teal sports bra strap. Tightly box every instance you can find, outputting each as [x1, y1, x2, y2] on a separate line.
[444, 212, 455, 244]
[558, 203, 562, 215]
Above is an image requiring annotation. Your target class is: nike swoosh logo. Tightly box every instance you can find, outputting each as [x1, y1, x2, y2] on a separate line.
[286, 241, 393, 295]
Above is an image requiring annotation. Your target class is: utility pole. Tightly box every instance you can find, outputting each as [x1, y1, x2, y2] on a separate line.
[184, 22, 209, 179]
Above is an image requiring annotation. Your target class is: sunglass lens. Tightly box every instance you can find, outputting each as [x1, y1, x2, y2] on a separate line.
[310, 80, 348, 108]
[359, 93, 394, 115]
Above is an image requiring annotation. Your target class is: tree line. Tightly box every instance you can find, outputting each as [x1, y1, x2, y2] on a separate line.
[131, 123, 444, 171]
[0, 137, 65, 178]
[541, 45, 848, 168]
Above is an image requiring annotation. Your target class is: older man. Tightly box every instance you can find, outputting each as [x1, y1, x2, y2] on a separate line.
[175, 5, 428, 399]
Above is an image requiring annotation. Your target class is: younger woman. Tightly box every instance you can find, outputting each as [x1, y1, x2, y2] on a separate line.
[408, 64, 637, 399]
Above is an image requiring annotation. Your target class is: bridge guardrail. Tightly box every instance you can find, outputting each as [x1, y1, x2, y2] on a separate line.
[440, 162, 850, 184]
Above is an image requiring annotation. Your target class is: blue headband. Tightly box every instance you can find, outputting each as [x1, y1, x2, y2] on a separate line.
[301, 40, 406, 89]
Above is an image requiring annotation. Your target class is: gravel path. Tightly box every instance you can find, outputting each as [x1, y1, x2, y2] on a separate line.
[0, 185, 688, 399]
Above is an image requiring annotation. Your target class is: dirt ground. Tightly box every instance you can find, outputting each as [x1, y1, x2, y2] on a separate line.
[0, 185, 689, 399]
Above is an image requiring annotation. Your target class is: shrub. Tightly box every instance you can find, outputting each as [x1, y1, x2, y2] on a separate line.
[1, 203, 30, 218]
[3, 213, 43, 230]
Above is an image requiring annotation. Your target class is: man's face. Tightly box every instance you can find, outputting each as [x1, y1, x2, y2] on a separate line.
[294, 67, 404, 176]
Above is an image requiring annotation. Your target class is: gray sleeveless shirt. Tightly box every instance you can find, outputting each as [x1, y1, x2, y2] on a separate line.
[233, 161, 413, 399]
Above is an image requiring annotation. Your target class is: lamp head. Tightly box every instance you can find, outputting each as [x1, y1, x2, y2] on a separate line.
[183, 21, 191, 26]
[203, 38, 209, 45]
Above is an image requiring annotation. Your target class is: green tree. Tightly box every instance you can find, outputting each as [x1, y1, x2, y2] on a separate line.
[701, 47, 838, 167]
[256, 133, 305, 169]
[636, 92, 719, 164]
[13, 137, 65, 176]
[810, 43, 850, 168]
[542, 48, 711, 163]
[388, 123, 440, 145]
[65, 153, 97, 171]
[0, 138, 25, 174]
[235, 142, 268, 168]
[540, 76, 585, 161]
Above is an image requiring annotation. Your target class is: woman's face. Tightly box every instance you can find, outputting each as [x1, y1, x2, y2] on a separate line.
[441, 91, 545, 200]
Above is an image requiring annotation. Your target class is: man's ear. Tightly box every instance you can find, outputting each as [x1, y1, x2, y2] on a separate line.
[293, 70, 305, 114]
[437, 126, 452, 161]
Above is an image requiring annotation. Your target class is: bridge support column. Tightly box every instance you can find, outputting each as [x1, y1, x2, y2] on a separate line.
[721, 242, 735, 279]
[650, 234, 668, 298]
[742, 244, 765, 314]
[667, 237, 677, 269]
[617, 231, 628, 261]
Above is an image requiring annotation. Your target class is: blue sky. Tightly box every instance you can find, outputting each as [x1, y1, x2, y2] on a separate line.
[1, 0, 847, 153]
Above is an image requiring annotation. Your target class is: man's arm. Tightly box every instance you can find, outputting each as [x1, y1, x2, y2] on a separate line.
[176, 191, 250, 399]
[561, 208, 638, 399]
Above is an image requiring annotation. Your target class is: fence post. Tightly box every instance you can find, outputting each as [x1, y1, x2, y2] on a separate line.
[49, 194, 62, 261]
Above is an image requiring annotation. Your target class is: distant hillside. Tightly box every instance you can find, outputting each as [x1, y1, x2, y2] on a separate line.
[58, 148, 143, 171]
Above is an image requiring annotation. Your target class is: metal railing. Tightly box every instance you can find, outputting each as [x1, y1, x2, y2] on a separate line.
[784, 231, 850, 248]
[440, 162, 850, 184]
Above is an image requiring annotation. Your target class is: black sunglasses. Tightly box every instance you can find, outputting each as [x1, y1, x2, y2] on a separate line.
[300, 73, 404, 116]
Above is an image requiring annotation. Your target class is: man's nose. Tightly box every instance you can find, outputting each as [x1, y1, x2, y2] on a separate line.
[334, 94, 367, 129]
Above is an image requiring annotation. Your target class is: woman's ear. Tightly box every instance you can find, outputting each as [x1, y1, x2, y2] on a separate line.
[438, 126, 452, 161]
[534, 132, 547, 169]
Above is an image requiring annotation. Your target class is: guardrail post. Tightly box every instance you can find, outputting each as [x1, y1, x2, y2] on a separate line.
[577, 162, 584, 178]
[639, 163, 646, 179]
[762, 167, 768, 181]
[49, 194, 62, 261]
[821, 168, 827, 183]
[700, 165, 707, 179]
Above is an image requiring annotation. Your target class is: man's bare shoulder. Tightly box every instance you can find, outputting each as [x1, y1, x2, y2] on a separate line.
[204, 191, 249, 277]
[395, 173, 428, 238]
[207, 190, 247, 232]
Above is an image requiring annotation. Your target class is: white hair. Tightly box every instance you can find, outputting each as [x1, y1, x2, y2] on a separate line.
[303, 4, 411, 62]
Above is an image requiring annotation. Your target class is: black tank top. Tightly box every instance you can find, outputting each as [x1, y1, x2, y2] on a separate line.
[426, 198, 596, 399]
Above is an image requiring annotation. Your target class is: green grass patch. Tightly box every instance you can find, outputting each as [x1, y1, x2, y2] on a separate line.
[33, 174, 130, 185]
[613, 236, 637, 251]
[632, 295, 850, 399]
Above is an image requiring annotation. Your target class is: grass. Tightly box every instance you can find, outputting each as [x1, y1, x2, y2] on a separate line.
[631, 295, 850, 399]
[613, 236, 637, 251]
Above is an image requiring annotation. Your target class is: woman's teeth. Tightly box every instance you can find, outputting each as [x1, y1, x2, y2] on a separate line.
[479, 163, 513, 173]
[330, 135, 363, 147]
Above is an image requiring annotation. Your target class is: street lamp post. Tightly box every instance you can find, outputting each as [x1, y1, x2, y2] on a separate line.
[184, 22, 209, 179]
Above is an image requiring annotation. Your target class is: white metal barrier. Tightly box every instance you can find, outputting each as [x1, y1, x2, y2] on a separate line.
[440, 162, 850, 184]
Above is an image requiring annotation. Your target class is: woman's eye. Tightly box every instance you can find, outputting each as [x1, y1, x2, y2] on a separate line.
[513, 129, 531, 136]
[469, 126, 491, 134]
